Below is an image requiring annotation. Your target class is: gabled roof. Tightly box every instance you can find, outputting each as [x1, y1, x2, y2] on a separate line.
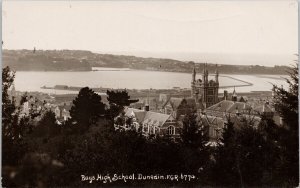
[134, 111, 147, 124]
[124, 107, 172, 127]
[227, 102, 252, 113]
[185, 97, 197, 108]
[202, 113, 261, 129]
[206, 100, 235, 112]
[237, 96, 248, 102]
[143, 111, 171, 127]
[254, 103, 274, 113]
[201, 115, 224, 128]
[228, 115, 261, 128]
[207, 100, 252, 114]
[124, 107, 146, 123]
[169, 97, 183, 110]
[162, 97, 183, 110]
[124, 107, 144, 116]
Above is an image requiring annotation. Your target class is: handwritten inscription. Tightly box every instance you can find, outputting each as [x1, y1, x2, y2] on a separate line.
[81, 173, 196, 184]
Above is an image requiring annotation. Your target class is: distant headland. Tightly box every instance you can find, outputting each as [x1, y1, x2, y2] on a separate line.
[3, 49, 290, 74]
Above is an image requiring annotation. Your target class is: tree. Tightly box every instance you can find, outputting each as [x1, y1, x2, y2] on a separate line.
[211, 120, 241, 186]
[106, 90, 138, 118]
[256, 116, 281, 185]
[2, 66, 16, 132]
[34, 110, 60, 137]
[212, 117, 274, 187]
[272, 62, 299, 186]
[180, 112, 210, 178]
[181, 112, 208, 149]
[273, 63, 298, 130]
[69, 87, 106, 129]
[2, 66, 29, 168]
[176, 99, 195, 119]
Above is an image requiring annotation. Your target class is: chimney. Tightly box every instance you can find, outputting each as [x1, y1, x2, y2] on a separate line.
[144, 104, 150, 111]
[223, 90, 228, 100]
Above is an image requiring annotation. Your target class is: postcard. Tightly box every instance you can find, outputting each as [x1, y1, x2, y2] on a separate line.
[1, 1, 299, 187]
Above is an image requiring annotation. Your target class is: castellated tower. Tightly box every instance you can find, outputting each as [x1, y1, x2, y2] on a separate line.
[191, 63, 219, 108]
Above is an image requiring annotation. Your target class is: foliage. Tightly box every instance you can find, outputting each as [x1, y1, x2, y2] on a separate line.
[106, 90, 138, 118]
[176, 99, 195, 119]
[2, 66, 16, 130]
[2, 67, 35, 172]
[179, 112, 211, 183]
[273, 63, 298, 130]
[210, 120, 241, 186]
[19, 92, 28, 106]
[211, 115, 293, 187]
[55, 121, 188, 186]
[180, 112, 208, 149]
[34, 110, 60, 137]
[107, 90, 132, 106]
[272, 62, 299, 186]
[69, 87, 106, 129]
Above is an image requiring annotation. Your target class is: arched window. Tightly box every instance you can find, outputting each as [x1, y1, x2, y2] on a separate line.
[168, 126, 175, 135]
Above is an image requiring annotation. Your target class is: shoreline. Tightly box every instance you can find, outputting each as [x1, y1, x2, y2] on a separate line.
[13, 67, 289, 75]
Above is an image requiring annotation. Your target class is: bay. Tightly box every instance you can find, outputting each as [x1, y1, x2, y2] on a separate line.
[14, 68, 289, 94]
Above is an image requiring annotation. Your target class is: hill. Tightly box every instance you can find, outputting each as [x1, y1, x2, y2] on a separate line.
[2, 49, 289, 74]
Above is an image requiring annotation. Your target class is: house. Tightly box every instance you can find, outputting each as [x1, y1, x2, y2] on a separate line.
[161, 97, 199, 118]
[202, 97, 281, 143]
[200, 113, 261, 142]
[206, 100, 254, 117]
[123, 107, 179, 138]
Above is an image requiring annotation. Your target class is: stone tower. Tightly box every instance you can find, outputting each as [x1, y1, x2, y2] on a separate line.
[191, 63, 219, 108]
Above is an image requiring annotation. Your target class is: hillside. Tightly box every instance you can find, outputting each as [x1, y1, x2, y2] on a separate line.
[2, 49, 289, 74]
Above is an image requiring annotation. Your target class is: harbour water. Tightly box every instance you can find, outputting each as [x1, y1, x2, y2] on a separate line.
[14, 68, 289, 94]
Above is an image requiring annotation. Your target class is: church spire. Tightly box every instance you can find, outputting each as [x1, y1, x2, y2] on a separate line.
[232, 86, 237, 102]
[233, 86, 237, 95]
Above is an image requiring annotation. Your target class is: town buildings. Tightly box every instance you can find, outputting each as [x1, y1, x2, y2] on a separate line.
[117, 63, 279, 143]
[11, 62, 280, 143]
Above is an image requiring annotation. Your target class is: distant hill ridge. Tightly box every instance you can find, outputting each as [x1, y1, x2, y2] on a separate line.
[2, 49, 289, 74]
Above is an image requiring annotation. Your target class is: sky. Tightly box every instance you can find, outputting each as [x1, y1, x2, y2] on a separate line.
[2, 1, 298, 66]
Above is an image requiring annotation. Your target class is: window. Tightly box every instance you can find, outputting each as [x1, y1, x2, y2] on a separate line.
[208, 89, 214, 95]
[155, 127, 160, 135]
[207, 97, 213, 102]
[212, 129, 216, 137]
[143, 124, 148, 132]
[209, 127, 213, 136]
[168, 126, 175, 135]
[149, 126, 154, 134]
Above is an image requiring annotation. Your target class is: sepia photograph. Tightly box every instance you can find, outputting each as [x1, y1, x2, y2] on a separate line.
[1, 0, 299, 187]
